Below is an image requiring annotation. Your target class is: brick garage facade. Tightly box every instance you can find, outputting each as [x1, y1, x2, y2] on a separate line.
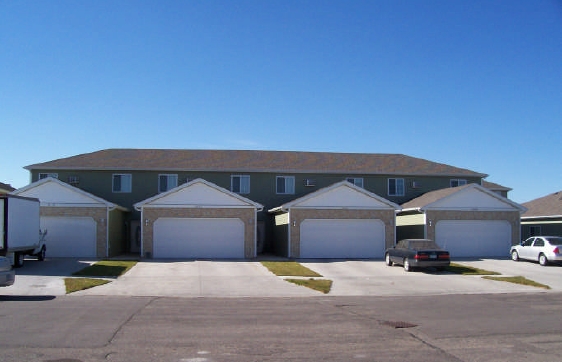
[41, 207, 108, 258]
[288, 209, 396, 258]
[141, 207, 257, 258]
[424, 210, 522, 246]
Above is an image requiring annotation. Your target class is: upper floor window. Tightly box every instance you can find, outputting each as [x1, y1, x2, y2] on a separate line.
[450, 179, 467, 187]
[231, 175, 250, 194]
[39, 173, 58, 180]
[112, 174, 132, 193]
[388, 178, 405, 196]
[277, 176, 295, 194]
[159, 174, 178, 193]
[346, 177, 364, 188]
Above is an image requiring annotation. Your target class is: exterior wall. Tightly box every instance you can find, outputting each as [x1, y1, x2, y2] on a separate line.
[396, 225, 425, 241]
[141, 207, 257, 258]
[424, 210, 522, 246]
[287, 208, 396, 258]
[108, 209, 126, 257]
[40, 206, 108, 258]
[521, 218, 562, 240]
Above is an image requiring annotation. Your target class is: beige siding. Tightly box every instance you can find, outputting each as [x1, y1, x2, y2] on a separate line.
[141, 207, 256, 258]
[396, 213, 425, 226]
[288, 209, 396, 258]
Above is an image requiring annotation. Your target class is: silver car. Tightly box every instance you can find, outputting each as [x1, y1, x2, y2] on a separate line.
[0, 256, 15, 287]
[510, 236, 562, 266]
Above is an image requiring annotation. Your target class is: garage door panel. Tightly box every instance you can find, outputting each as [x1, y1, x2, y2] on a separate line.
[435, 220, 511, 258]
[300, 219, 385, 259]
[41, 216, 97, 257]
[153, 218, 245, 259]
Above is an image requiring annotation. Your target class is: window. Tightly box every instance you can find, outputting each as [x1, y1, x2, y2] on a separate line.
[534, 238, 545, 247]
[112, 174, 132, 193]
[39, 173, 58, 180]
[276, 176, 295, 194]
[231, 175, 250, 194]
[529, 226, 541, 236]
[346, 177, 364, 188]
[388, 178, 404, 196]
[450, 179, 467, 187]
[158, 174, 178, 193]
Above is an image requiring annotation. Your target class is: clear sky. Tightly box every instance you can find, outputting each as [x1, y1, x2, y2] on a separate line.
[1, 0, 561, 203]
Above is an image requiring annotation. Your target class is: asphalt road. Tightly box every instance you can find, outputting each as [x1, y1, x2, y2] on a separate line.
[1, 293, 562, 362]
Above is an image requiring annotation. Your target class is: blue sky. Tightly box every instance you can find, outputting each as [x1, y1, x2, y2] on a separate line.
[1, 0, 561, 203]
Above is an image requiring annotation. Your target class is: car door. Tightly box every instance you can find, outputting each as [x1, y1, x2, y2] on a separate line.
[530, 237, 545, 261]
[519, 238, 535, 260]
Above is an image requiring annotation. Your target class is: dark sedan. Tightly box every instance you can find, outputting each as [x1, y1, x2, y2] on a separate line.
[385, 239, 450, 272]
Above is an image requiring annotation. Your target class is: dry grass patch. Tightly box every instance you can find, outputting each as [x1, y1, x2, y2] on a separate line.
[261, 261, 322, 277]
[446, 263, 500, 275]
[65, 278, 110, 294]
[286, 278, 332, 294]
[72, 260, 138, 277]
[483, 276, 550, 289]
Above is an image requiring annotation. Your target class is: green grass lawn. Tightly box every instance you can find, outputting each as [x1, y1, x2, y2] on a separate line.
[261, 261, 322, 277]
[483, 275, 551, 289]
[66, 260, 138, 294]
[446, 263, 501, 275]
[286, 278, 332, 294]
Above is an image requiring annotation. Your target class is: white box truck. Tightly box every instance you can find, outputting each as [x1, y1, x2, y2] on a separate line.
[0, 194, 47, 268]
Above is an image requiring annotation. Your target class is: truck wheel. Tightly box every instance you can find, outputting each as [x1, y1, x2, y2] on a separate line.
[14, 252, 24, 268]
[38, 246, 46, 261]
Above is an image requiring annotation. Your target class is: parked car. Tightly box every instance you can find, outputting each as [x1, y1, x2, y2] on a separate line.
[385, 239, 450, 272]
[510, 236, 562, 266]
[0, 256, 15, 287]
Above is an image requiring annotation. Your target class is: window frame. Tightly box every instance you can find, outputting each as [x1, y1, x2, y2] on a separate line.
[346, 177, 364, 188]
[158, 174, 178, 193]
[388, 178, 405, 196]
[112, 173, 132, 193]
[39, 173, 58, 180]
[231, 175, 250, 194]
[450, 179, 467, 187]
[276, 176, 295, 195]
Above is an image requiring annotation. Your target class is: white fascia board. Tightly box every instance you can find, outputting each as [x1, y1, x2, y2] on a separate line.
[521, 215, 562, 220]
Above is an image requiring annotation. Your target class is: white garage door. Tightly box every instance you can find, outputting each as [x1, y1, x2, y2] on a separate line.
[300, 219, 385, 259]
[41, 216, 97, 257]
[435, 220, 511, 258]
[153, 218, 245, 259]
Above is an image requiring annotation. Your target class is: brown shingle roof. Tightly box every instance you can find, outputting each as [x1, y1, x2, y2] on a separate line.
[521, 191, 562, 218]
[482, 180, 512, 191]
[25, 149, 487, 177]
[401, 184, 473, 209]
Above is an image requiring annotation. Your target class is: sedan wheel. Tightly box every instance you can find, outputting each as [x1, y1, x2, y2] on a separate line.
[403, 258, 411, 272]
[511, 250, 519, 261]
[539, 254, 548, 266]
[385, 253, 393, 266]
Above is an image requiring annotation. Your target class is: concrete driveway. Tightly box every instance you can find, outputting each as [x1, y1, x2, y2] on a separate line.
[2, 257, 561, 297]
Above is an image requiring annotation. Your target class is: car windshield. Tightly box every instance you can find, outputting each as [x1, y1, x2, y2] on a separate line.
[408, 240, 440, 250]
[545, 237, 562, 245]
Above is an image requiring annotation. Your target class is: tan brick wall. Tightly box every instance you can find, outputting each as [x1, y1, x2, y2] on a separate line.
[141, 207, 256, 258]
[288, 209, 396, 258]
[424, 210, 521, 245]
[40, 207, 108, 258]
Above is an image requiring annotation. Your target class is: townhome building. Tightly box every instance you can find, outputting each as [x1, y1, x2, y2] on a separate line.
[21, 148, 519, 259]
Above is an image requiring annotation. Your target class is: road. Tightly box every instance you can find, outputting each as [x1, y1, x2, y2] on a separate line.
[1, 293, 561, 362]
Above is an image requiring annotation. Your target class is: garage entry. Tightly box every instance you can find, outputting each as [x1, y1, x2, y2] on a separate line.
[41, 216, 97, 257]
[153, 218, 245, 259]
[435, 220, 511, 258]
[300, 219, 385, 258]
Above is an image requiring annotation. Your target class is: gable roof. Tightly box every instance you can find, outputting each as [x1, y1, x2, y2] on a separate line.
[521, 191, 562, 218]
[400, 183, 525, 212]
[482, 180, 512, 192]
[12, 177, 128, 211]
[134, 178, 263, 211]
[25, 149, 487, 177]
[0, 182, 15, 193]
[270, 181, 401, 212]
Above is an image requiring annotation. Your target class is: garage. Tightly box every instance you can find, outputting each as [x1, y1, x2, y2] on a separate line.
[135, 179, 263, 259]
[269, 181, 400, 258]
[153, 218, 245, 259]
[300, 219, 385, 258]
[41, 216, 97, 257]
[13, 177, 128, 258]
[435, 220, 511, 258]
[397, 183, 526, 258]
